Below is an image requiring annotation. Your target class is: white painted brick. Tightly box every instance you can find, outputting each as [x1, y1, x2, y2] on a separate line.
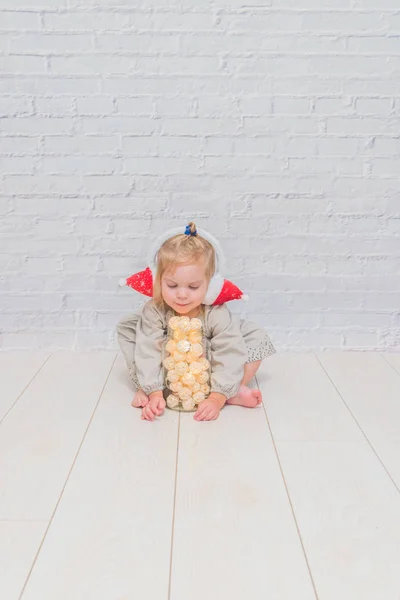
[94, 32, 178, 54]
[0, 293, 63, 310]
[0, 156, 35, 174]
[265, 216, 309, 235]
[43, 135, 118, 154]
[0, 33, 10, 52]
[314, 98, 353, 115]
[317, 137, 359, 156]
[0, 196, 12, 214]
[343, 330, 379, 349]
[2, 234, 79, 255]
[228, 56, 310, 76]
[158, 136, 202, 156]
[76, 96, 114, 115]
[0, 117, 74, 135]
[0, 54, 46, 74]
[205, 155, 285, 174]
[182, 33, 345, 54]
[4, 175, 82, 195]
[123, 156, 201, 175]
[220, 13, 302, 32]
[80, 116, 155, 135]
[44, 12, 131, 32]
[234, 137, 274, 155]
[276, 137, 318, 156]
[302, 11, 390, 32]
[3, 312, 75, 330]
[0, 96, 33, 116]
[243, 116, 318, 135]
[311, 56, 393, 76]
[100, 77, 193, 97]
[0, 215, 33, 233]
[63, 255, 101, 271]
[203, 136, 235, 155]
[250, 195, 327, 215]
[273, 76, 343, 95]
[327, 117, 398, 135]
[278, 0, 351, 7]
[94, 195, 168, 214]
[161, 118, 240, 136]
[370, 158, 400, 176]
[386, 217, 400, 234]
[321, 312, 392, 328]
[0, 254, 23, 271]
[36, 96, 75, 116]
[356, 97, 393, 116]
[288, 157, 363, 175]
[0, 12, 41, 31]
[198, 96, 240, 117]
[273, 96, 311, 114]
[353, 0, 400, 8]
[308, 215, 383, 234]
[284, 256, 327, 274]
[24, 256, 63, 272]
[138, 56, 220, 75]
[111, 218, 151, 236]
[344, 78, 400, 96]
[116, 97, 154, 116]
[133, 12, 216, 31]
[347, 35, 400, 53]
[81, 175, 133, 195]
[155, 96, 194, 118]
[39, 155, 121, 175]
[13, 197, 91, 215]
[121, 135, 158, 156]
[50, 55, 136, 75]
[9, 32, 92, 54]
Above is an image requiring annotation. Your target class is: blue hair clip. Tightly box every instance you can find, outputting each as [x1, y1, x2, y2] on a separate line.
[184, 225, 197, 236]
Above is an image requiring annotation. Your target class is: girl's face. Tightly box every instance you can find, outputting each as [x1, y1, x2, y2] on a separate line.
[161, 261, 208, 318]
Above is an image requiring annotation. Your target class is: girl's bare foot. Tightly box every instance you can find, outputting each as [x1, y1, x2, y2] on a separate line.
[132, 389, 149, 408]
[226, 384, 262, 408]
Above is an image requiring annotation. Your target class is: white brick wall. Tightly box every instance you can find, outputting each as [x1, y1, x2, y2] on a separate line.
[1, 1, 400, 351]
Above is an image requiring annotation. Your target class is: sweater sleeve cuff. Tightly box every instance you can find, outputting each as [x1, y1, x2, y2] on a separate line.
[141, 382, 165, 395]
[211, 383, 240, 399]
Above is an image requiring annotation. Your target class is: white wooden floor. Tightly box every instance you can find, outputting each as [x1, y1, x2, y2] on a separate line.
[1, 351, 400, 600]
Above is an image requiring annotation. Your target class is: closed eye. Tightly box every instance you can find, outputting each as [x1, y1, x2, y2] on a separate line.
[166, 284, 199, 290]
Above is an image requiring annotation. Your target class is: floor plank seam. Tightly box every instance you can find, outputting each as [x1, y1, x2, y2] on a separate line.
[314, 354, 400, 496]
[381, 353, 400, 377]
[168, 411, 181, 600]
[17, 353, 118, 600]
[0, 353, 52, 427]
[257, 372, 320, 600]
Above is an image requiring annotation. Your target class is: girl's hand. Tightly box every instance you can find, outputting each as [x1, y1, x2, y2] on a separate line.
[141, 392, 166, 421]
[194, 393, 226, 421]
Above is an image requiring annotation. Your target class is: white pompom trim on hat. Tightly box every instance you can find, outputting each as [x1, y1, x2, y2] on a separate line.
[203, 273, 224, 305]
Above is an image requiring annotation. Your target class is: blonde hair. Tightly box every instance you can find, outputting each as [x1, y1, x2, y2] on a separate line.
[153, 222, 215, 308]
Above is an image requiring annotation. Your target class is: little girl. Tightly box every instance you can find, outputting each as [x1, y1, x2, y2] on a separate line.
[117, 222, 275, 422]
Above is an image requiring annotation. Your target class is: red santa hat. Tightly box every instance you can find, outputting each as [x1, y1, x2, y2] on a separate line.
[119, 225, 249, 306]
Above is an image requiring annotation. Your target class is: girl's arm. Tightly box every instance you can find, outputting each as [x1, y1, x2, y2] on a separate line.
[208, 304, 248, 399]
[134, 301, 166, 396]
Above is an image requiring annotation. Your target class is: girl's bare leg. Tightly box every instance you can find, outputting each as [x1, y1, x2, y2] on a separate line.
[226, 360, 263, 408]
